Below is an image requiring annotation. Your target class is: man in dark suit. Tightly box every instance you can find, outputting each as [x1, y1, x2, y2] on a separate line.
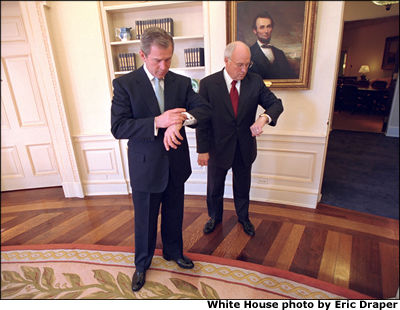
[196, 41, 283, 237]
[111, 27, 211, 292]
[249, 12, 296, 79]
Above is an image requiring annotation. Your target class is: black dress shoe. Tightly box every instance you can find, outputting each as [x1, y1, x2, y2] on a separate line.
[163, 254, 194, 269]
[203, 218, 221, 234]
[131, 270, 146, 292]
[239, 219, 255, 236]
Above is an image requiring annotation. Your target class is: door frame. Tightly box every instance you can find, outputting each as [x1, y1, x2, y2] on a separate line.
[17, 1, 83, 197]
[316, 3, 346, 203]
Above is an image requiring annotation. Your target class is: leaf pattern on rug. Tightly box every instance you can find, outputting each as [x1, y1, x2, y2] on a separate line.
[1, 266, 220, 299]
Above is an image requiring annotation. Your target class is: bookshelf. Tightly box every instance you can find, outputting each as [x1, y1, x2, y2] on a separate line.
[99, 1, 209, 81]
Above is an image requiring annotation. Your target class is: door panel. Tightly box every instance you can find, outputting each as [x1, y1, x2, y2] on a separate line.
[1, 1, 61, 191]
[1, 146, 24, 178]
[4, 56, 47, 127]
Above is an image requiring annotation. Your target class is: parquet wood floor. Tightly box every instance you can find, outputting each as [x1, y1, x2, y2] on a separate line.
[1, 187, 398, 298]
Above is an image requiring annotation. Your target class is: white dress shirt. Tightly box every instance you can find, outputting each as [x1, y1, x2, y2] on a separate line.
[223, 68, 271, 124]
[257, 40, 275, 63]
[223, 68, 241, 95]
[143, 64, 196, 136]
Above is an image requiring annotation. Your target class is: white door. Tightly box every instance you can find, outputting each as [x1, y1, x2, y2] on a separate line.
[1, 1, 61, 191]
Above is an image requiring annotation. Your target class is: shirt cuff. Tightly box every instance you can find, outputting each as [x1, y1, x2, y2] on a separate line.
[182, 112, 197, 126]
[260, 113, 271, 124]
[154, 119, 158, 136]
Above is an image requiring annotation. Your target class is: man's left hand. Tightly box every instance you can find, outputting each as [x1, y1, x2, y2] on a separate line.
[164, 123, 184, 151]
[250, 116, 268, 137]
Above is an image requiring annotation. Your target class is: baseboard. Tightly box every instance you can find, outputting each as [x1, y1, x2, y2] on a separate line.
[82, 180, 130, 196]
[185, 181, 319, 209]
[62, 182, 84, 198]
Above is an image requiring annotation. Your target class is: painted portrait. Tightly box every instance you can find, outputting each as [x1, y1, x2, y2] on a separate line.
[227, 1, 317, 89]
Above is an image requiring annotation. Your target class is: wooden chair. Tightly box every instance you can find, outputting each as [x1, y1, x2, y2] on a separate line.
[340, 84, 360, 113]
[368, 81, 390, 114]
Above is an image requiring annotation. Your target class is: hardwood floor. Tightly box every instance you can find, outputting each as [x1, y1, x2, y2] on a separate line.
[1, 187, 399, 298]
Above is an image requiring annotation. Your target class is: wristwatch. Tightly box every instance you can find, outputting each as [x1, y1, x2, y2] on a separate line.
[182, 111, 196, 126]
[259, 113, 270, 124]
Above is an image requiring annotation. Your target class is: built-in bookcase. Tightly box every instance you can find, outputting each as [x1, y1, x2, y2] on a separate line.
[99, 1, 209, 80]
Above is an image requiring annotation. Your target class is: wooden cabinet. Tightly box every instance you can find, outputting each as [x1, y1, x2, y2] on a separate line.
[99, 1, 209, 81]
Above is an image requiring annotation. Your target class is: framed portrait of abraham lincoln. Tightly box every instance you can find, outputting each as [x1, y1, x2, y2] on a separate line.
[227, 1, 317, 89]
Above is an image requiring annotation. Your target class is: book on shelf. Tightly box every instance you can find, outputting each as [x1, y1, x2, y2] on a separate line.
[118, 53, 136, 72]
[135, 18, 173, 39]
[184, 48, 204, 67]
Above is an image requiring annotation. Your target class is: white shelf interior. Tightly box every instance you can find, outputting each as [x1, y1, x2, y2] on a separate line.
[101, 1, 207, 80]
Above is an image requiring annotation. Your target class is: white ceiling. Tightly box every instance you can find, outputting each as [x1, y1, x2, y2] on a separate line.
[344, 1, 399, 21]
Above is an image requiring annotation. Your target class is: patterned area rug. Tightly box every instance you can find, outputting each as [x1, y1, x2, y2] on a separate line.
[1, 244, 371, 299]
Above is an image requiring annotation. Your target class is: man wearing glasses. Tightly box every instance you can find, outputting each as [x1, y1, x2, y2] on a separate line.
[196, 41, 283, 237]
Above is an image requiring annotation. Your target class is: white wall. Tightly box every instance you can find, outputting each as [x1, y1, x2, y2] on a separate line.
[45, 1, 111, 136]
[45, 1, 346, 208]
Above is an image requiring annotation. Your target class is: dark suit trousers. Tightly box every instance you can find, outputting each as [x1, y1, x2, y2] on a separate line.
[207, 144, 252, 222]
[132, 177, 184, 272]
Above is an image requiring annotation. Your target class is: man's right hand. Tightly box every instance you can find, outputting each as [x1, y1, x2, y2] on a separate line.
[198, 153, 209, 166]
[164, 123, 183, 151]
[155, 108, 187, 128]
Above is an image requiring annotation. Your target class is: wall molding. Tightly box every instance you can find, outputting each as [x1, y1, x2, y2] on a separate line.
[73, 131, 326, 209]
[73, 135, 129, 196]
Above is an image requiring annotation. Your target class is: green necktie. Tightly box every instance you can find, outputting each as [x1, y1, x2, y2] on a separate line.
[154, 77, 164, 113]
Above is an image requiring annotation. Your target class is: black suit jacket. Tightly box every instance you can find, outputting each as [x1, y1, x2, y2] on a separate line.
[196, 69, 283, 170]
[249, 43, 296, 79]
[111, 66, 211, 193]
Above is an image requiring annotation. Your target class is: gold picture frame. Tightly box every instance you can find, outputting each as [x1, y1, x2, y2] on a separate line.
[227, 1, 317, 89]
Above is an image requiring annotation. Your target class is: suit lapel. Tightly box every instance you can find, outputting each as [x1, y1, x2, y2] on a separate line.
[237, 75, 251, 121]
[163, 71, 176, 111]
[254, 45, 272, 72]
[216, 70, 235, 118]
[136, 66, 162, 115]
[216, 69, 250, 121]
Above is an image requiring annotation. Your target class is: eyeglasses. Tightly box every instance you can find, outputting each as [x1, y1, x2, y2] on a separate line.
[229, 59, 253, 69]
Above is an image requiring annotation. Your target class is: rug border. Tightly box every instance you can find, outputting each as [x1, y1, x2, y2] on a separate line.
[1, 243, 372, 299]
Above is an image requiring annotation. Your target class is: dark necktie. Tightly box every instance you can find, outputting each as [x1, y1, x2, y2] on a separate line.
[261, 44, 272, 48]
[230, 80, 239, 117]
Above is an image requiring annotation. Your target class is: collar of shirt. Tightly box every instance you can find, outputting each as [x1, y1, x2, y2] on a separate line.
[257, 40, 273, 49]
[223, 68, 241, 95]
[143, 63, 165, 90]
[257, 40, 275, 63]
